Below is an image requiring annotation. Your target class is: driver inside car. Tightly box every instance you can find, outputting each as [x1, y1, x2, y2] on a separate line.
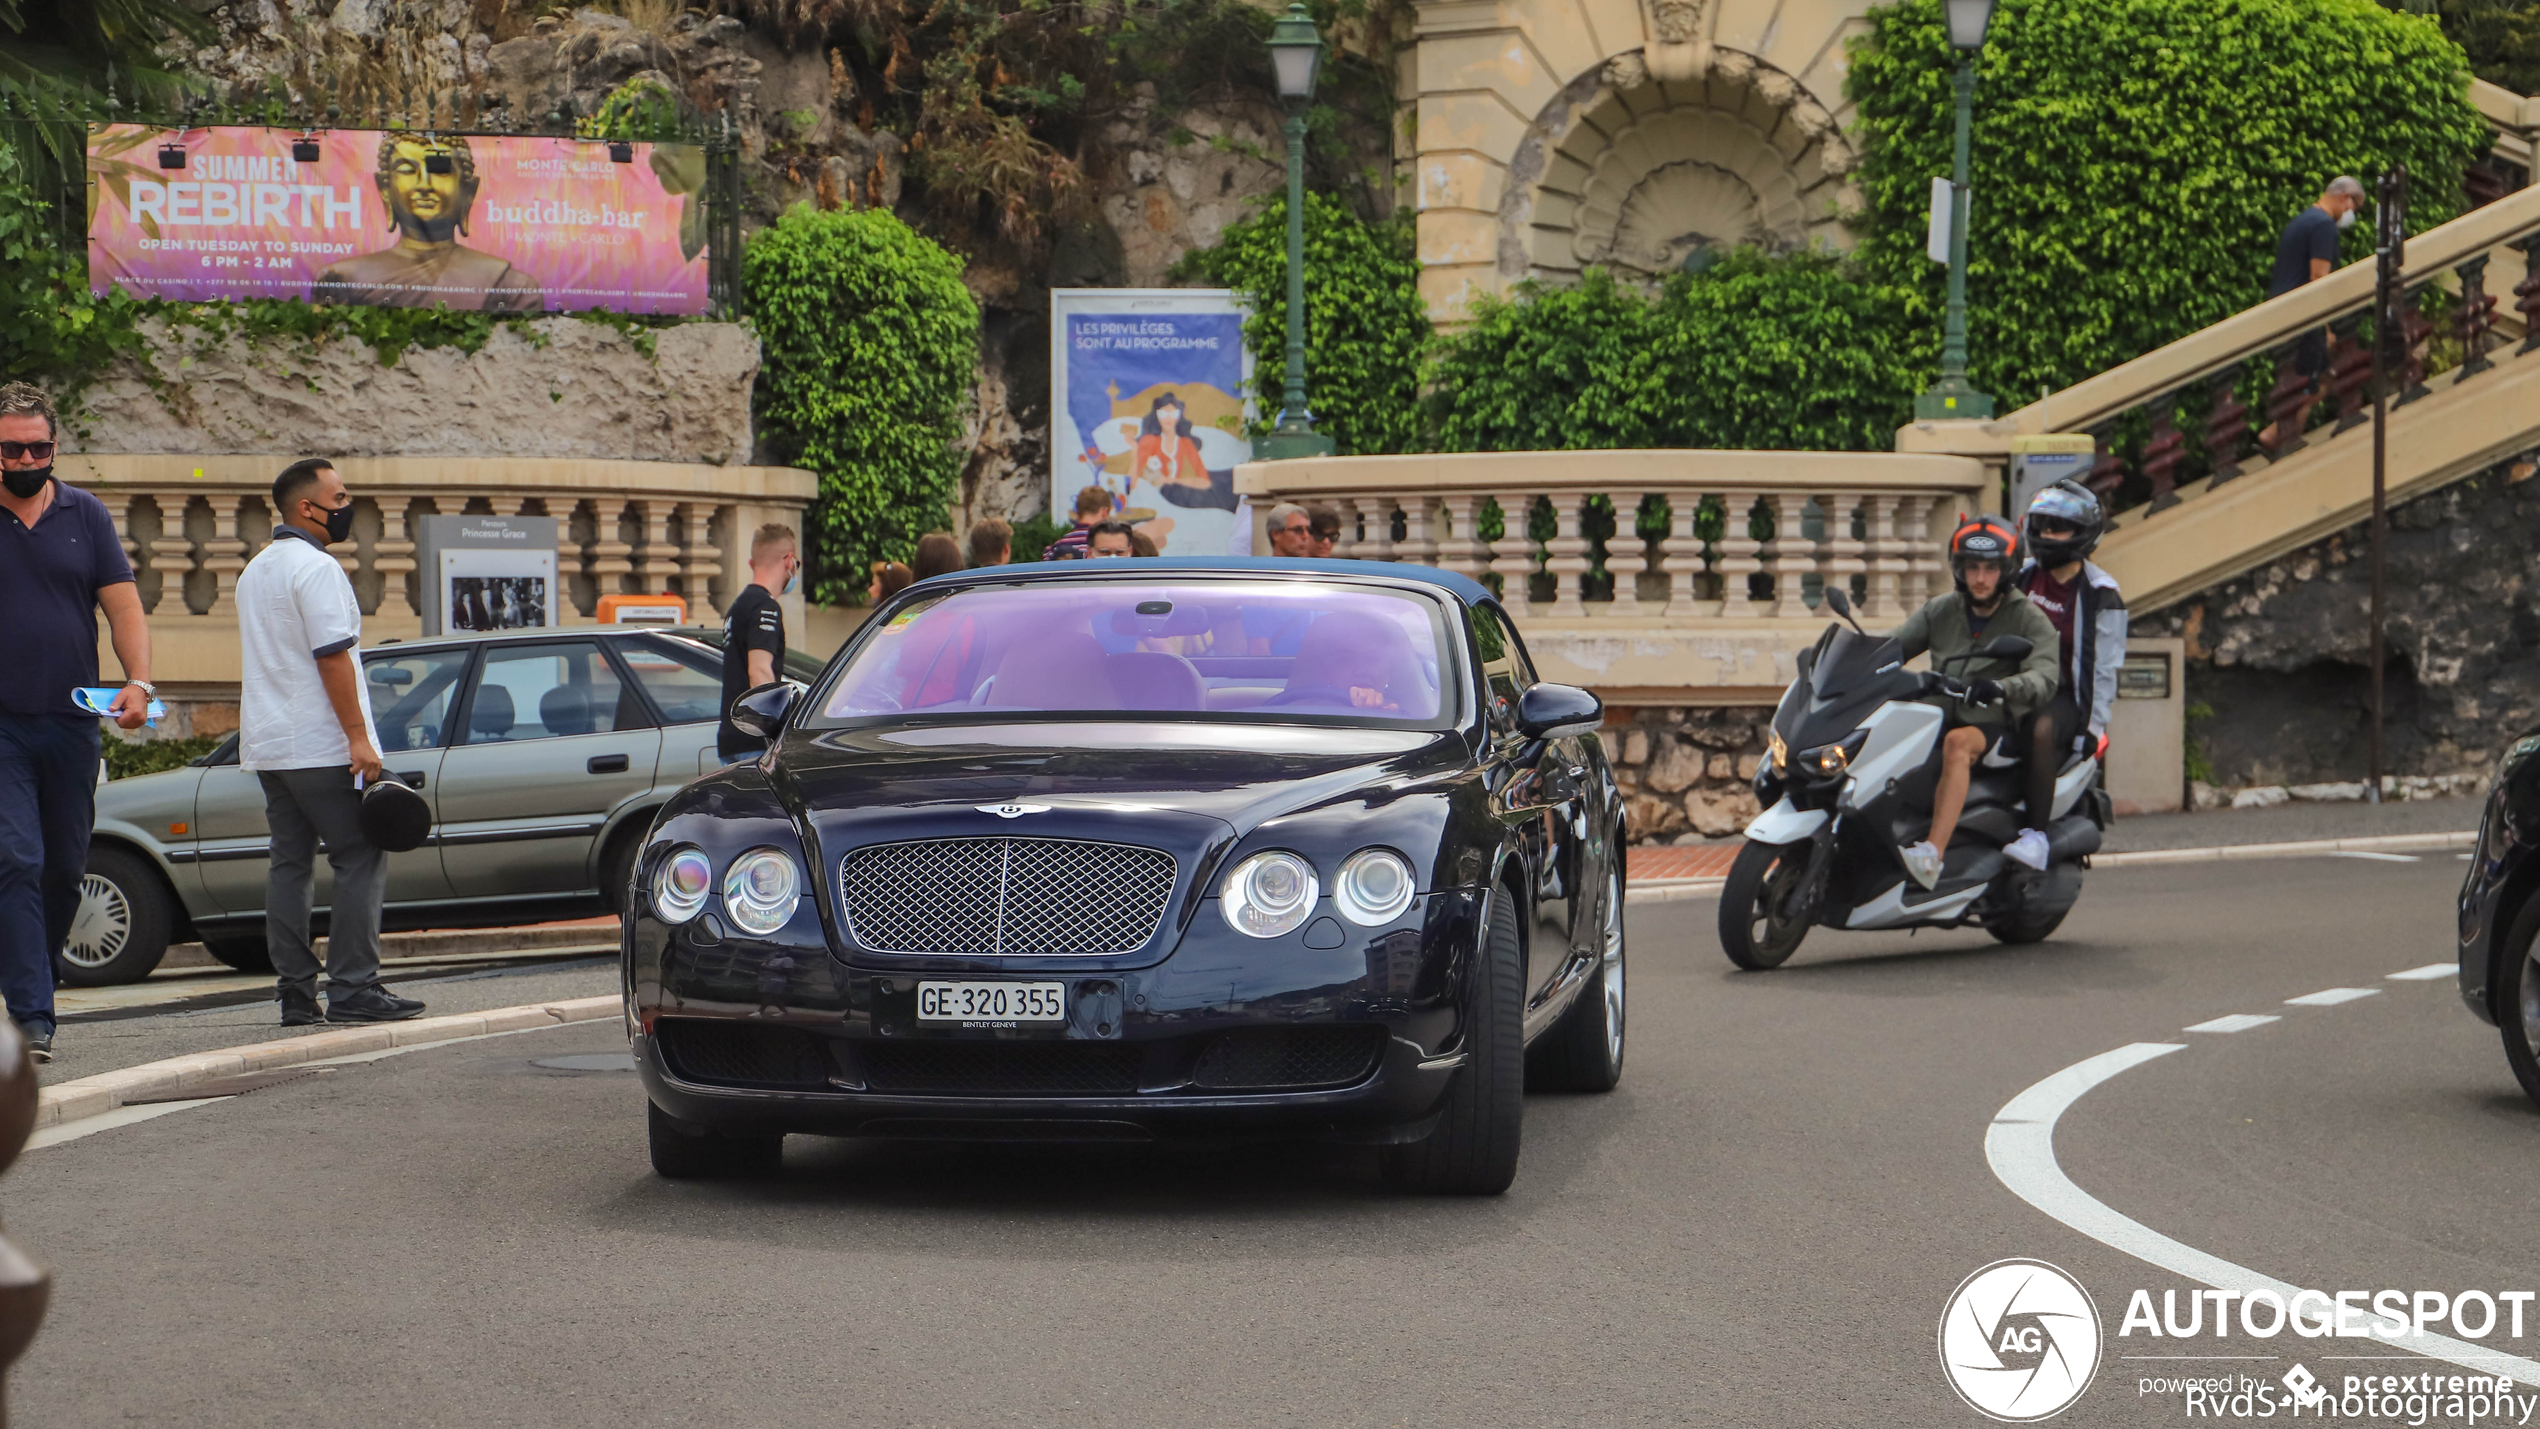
[1888, 514, 2064, 889]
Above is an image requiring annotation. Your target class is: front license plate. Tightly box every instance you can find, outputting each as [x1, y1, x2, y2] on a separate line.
[915, 980, 1067, 1026]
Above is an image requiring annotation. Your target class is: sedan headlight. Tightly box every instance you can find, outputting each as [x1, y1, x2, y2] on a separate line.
[651, 847, 714, 924]
[1221, 850, 1319, 938]
[722, 847, 801, 935]
[1333, 848, 1416, 926]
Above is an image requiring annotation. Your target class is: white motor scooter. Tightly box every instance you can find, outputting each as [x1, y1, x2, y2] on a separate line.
[1717, 588, 2108, 969]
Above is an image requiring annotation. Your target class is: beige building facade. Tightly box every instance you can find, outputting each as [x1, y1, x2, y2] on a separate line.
[1405, 0, 1873, 323]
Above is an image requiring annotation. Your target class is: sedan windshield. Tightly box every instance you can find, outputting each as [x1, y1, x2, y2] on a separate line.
[810, 579, 1457, 727]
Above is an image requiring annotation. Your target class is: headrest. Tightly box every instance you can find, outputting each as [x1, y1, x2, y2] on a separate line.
[469, 684, 515, 736]
[539, 685, 593, 737]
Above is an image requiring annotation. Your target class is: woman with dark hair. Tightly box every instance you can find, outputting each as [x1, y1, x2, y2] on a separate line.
[1139, 393, 1238, 513]
[869, 561, 913, 603]
[913, 532, 963, 580]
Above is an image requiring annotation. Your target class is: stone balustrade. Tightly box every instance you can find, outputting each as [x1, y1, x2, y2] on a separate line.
[1234, 449, 1990, 700]
[69, 452, 815, 691]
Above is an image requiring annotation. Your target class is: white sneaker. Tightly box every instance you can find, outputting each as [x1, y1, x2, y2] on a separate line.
[1900, 841, 1942, 890]
[2005, 828, 2051, 871]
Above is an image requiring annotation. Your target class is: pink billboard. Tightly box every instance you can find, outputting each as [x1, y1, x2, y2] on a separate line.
[85, 125, 710, 314]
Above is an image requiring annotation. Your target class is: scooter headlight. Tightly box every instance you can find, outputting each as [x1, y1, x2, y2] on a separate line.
[1768, 728, 1788, 772]
[722, 847, 801, 935]
[650, 846, 714, 924]
[1792, 731, 1869, 782]
[1221, 851, 1320, 938]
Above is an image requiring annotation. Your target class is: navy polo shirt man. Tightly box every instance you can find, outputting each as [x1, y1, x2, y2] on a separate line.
[0, 382, 153, 1063]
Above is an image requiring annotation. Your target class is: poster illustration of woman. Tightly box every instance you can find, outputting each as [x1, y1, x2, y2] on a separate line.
[1139, 393, 1239, 512]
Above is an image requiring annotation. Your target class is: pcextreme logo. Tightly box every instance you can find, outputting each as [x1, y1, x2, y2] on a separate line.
[1941, 1259, 2105, 1422]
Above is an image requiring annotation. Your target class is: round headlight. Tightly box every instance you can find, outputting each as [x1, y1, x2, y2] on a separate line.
[651, 847, 714, 924]
[1220, 851, 1319, 939]
[1334, 847, 1417, 926]
[722, 847, 800, 935]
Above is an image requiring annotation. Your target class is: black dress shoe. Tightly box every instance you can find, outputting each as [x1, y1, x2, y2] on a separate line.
[279, 987, 322, 1027]
[24, 1025, 52, 1064]
[325, 986, 426, 1023]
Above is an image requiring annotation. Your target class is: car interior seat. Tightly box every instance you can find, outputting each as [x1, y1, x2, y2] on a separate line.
[468, 685, 516, 742]
[540, 685, 595, 738]
[986, 633, 1118, 710]
[1104, 651, 1205, 711]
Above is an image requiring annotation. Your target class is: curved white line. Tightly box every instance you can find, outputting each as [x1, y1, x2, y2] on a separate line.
[1988, 1042, 2540, 1387]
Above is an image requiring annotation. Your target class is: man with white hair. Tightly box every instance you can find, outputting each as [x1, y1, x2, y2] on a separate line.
[1263, 503, 1315, 558]
[2258, 175, 2366, 451]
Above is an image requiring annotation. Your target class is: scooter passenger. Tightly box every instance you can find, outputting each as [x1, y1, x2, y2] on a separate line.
[2014, 478, 2127, 856]
[1890, 514, 2064, 889]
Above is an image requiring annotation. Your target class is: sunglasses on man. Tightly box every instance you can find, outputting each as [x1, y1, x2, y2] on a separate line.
[0, 440, 56, 461]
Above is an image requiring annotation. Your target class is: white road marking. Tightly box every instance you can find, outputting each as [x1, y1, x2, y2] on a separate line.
[2328, 850, 2420, 863]
[2285, 987, 2380, 1006]
[2387, 964, 2458, 981]
[27, 1097, 227, 1149]
[1988, 1043, 2540, 1387]
[2184, 1014, 2280, 1033]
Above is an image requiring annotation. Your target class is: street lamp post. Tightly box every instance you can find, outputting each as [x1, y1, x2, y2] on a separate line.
[1258, 2, 1337, 461]
[1914, 0, 1998, 422]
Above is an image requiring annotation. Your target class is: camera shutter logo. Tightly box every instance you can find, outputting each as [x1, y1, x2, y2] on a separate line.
[1938, 1259, 2103, 1421]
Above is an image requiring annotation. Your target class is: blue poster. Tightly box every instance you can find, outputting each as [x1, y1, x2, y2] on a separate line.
[1050, 291, 1254, 557]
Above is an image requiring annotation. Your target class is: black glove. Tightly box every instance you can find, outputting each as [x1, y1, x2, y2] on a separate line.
[1964, 678, 2005, 707]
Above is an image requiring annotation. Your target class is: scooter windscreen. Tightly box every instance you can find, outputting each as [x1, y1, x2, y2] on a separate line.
[1773, 623, 1917, 749]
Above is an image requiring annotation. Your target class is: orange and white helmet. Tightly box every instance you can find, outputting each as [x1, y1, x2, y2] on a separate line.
[1947, 513, 2019, 599]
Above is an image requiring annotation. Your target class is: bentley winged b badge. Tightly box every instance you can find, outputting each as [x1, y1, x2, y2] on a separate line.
[977, 803, 1051, 819]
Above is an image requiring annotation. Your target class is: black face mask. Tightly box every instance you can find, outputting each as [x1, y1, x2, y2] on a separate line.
[307, 500, 355, 544]
[1, 464, 49, 500]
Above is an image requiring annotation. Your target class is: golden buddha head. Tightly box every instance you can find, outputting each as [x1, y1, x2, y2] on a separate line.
[374, 133, 480, 242]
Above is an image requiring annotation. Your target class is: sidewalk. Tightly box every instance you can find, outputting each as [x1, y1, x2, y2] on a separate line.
[1624, 790, 2485, 883]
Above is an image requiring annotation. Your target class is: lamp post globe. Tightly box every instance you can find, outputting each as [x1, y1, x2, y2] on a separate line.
[1259, 2, 1336, 461]
[1915, 0, 1999, 420]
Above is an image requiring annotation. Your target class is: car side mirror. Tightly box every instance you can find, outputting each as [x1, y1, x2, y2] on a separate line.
[1515, 682, 1603, 740]
[729, 681, 800, 741]
[1975, 635, 2034, 662]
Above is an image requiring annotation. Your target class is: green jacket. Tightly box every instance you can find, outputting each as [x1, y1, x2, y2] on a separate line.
[1888, 586, 2063, 727]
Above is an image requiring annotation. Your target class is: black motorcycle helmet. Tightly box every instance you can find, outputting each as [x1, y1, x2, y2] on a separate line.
[1947, 513, 2020, 600]
[2023, 478, 2105, 568]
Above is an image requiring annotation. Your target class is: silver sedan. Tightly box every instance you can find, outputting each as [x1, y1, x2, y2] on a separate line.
[64, 626, 824, 985]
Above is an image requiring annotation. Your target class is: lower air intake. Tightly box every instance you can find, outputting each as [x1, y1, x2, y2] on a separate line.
[655, 1018, 834, 1090]
[1190, 1026, 1387, 1090]
[860, 1040, 1144, 1096]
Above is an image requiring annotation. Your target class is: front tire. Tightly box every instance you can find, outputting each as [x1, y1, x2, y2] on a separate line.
[1719, 839, 1814, 970]
[647, 1100, 785, 1179]
[2493, 897, 2540, 1107]
[201, 932, 274, 974]
[56, 845, 173, 987]
[1383, 888, 1524, 1195]
[1528, 863, 1625, 1093]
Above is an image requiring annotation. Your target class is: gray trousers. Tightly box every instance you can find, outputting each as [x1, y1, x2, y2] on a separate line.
[258, 767, 384, 999]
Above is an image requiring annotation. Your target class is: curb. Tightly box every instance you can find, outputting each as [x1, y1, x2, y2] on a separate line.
[36, 994, 620, 1132]
[1625, 830, 2478, 903]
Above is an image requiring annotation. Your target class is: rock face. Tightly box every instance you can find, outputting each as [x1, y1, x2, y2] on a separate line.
[2134, 462, 2540, 788]
[1604, 706, 1768, 842]
[72, 317, 759, 466]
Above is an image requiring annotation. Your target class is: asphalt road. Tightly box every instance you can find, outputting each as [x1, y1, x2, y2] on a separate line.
[11, 849, 2528, 1427]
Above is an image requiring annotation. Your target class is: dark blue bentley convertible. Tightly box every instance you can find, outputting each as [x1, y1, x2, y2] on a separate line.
[622, 557, 1625, 1194]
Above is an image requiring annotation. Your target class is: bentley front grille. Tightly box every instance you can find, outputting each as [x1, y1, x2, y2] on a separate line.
[839, 837, 1176, 955]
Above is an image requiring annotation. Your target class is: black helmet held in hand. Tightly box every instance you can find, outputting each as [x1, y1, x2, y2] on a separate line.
[1947, 513, 2020, 599]
[358, 776, 431, 854]
[2023, 479, 2106, 567]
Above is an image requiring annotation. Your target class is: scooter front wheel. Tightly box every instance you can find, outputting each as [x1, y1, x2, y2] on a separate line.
[1720, 838, 1815, 970]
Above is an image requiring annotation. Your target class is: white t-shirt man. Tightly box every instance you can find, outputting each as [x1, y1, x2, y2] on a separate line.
[236, 527, 379, 771]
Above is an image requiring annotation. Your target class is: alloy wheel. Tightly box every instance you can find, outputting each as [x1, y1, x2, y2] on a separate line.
[64, 873, 132, 970]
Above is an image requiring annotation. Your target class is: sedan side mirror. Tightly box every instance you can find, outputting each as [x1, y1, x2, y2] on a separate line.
[1515, 682, 1603, 740]
[729, 681, 800, 741]
[1975, 635, 2034, 662]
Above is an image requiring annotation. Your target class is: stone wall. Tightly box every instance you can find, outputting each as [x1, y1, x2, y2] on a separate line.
[2135, 457, 2540, 790]
[1606, 706, 1768, 843]
[69, 317, 759, 467]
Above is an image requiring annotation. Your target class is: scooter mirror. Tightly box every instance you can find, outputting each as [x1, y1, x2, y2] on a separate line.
[1823, 586, 1850, 618]
[1975, 635, 2034, 662]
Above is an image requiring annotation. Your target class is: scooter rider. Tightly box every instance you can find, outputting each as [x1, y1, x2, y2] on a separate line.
[2015, 478, 2126, 848]
[1891, 514, 2064, 889]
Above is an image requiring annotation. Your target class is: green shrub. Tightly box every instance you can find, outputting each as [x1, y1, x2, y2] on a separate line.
[1849, 0, 2492, 406]
[104, 735, 219, 781]
[1424, 253, 1919, 453]
[745, 205, 981, 603]
[1172, 192, 1429, 457]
